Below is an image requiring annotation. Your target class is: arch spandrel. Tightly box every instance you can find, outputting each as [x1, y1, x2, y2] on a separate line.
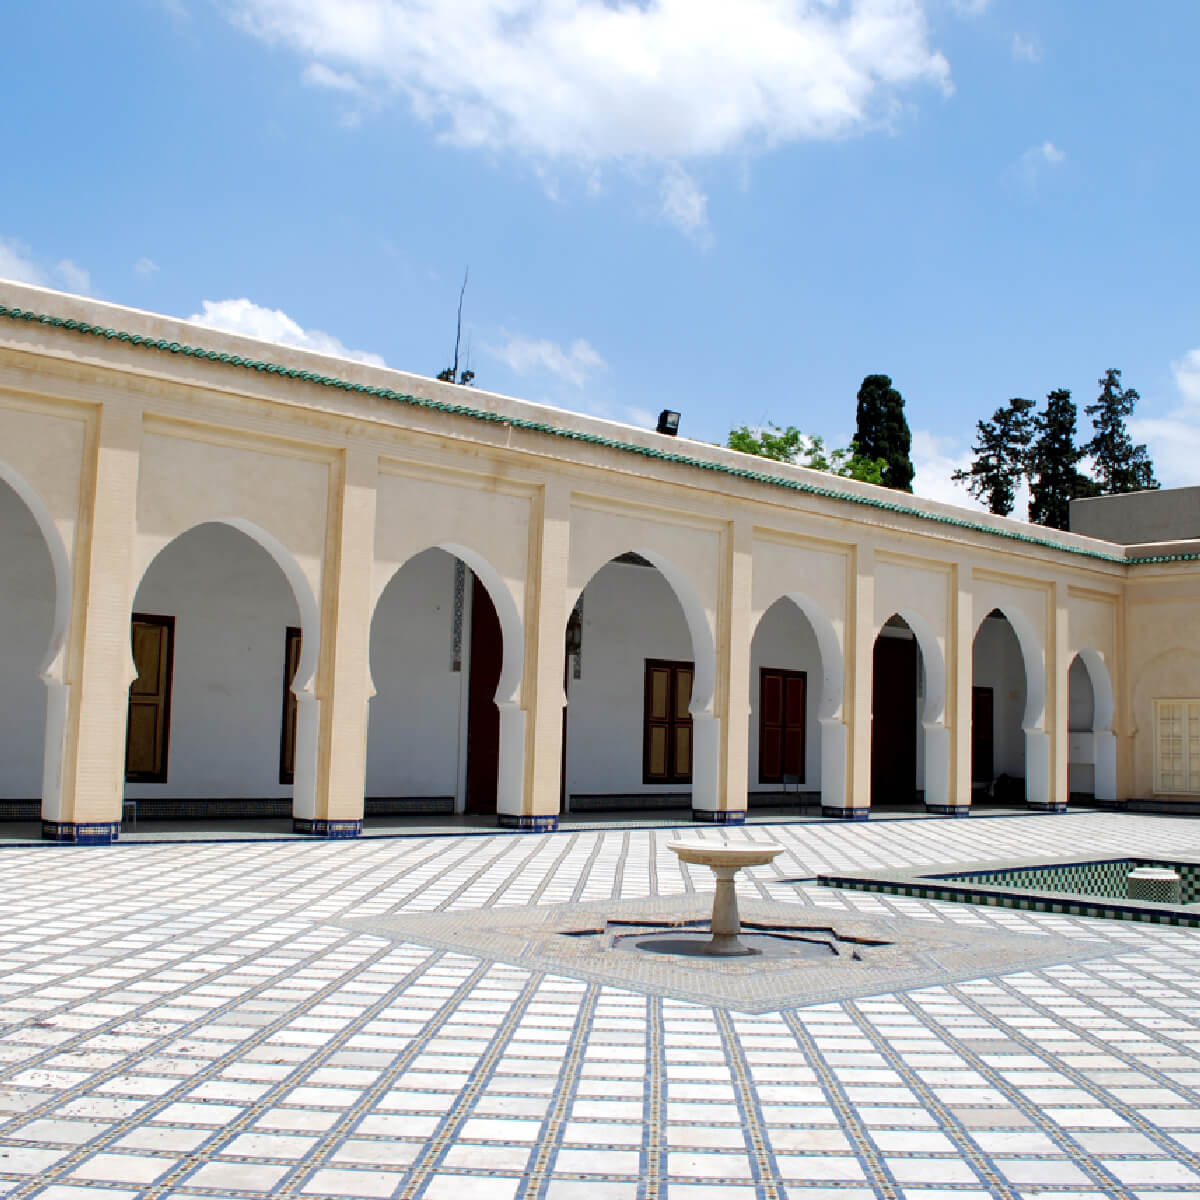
[135, 432, 329, 616]
[373, 470, 532, 623]
[369, 544, 525, 709]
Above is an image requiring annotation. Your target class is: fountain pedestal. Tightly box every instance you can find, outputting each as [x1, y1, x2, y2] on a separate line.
[668, 840, 785, 955]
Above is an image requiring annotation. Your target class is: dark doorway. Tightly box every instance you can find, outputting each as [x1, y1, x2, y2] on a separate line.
[465, 574, 502, 814]
[870, 632, 918, 805]
[126, 613, 175, 783]
[971, 686, 994, 784]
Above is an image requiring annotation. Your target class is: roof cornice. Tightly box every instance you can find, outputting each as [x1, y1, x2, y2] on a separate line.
[0, 299, 1181, 569]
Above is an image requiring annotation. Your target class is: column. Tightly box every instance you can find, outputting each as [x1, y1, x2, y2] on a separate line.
[1030, 579, 1069, 811]
[694, 518, 752, 824]
[836, 543, 873, 819]
[296, 447, 378, 837]
[501, 478, 570, 831]
[943, 562, 974, 816]
[44, 399, 142, 843]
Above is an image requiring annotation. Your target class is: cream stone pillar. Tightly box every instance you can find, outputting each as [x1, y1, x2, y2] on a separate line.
[44, 400, 142, 843]
[296, 448, 377, 837]
[695, 517, 752, 824]
[949, 563, 974, 815]
[841, 543, 874, 819]
[505, 479, 569, 831]
[1033, 579, 1070, 811]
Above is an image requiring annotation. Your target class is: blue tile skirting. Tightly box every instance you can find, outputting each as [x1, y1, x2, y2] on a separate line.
[925, 804, 972, 817]
[690, 809, 747, 824]
[497, 813, 560, 832]
[292, 818, 362, 838]
[1026, 800, 1068, 812]
[821, 805, 870, 820]
[41, 820, 120, 844]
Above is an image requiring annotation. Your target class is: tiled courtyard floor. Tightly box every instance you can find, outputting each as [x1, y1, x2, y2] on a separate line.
[3, 811, 1200, 1199]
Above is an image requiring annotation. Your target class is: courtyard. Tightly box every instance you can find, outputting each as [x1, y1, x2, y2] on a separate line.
[2, 810, 1200, 1198]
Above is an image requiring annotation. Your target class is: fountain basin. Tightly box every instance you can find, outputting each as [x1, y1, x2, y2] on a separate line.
[667, 839, 785, 956]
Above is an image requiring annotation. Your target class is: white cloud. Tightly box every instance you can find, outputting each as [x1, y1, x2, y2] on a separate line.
[910, 429, 982, 509]
[0, 237, 44, 286]
[135, 257, 160, 277]
[1014, 140, 1065, 192]
[1011, 33, 1041, 63]
[659, 165, 712, 246]
[186, 298, 386, 365]
[230, 0, 951, 163]
[1032, 140, 1064, 165]
[911, 429, 1035, 519]
[55, 260, 92, 295]
[302, 61, 363, 94]
[0, 237, 94, 295]
[1128, 348, 1200, 489]
[487, 333, 606, 389]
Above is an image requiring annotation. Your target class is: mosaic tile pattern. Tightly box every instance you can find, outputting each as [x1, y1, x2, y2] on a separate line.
[2, 811, 1200, 1197]
[342, 894, 1112, 1012]
[938, 857, 1200, 903]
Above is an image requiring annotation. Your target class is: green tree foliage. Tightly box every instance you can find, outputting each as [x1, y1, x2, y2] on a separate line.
[1027, 389, 1096, 530]
[1084, 368, 1159, 494]
[951, 398, 1034, 516]
[727, 423, 887, 484]
[853, 374, 914, 492]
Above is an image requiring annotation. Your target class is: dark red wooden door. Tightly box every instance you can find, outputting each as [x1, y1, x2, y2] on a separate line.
[759, 669, 807, 783]
[870, 635, 918, 804]
[465, 575, 503, 814]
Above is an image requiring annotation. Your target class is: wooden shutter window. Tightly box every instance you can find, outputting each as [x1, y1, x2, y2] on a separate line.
[644, 659, 694, 784]
[279, 627, 303, 785]
[125, 614, 175, 783]
[758, 668, 806, 784]
[1155, 699, 1200, 795]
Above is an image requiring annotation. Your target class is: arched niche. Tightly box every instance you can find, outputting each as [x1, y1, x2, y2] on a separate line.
[748, 592, 846, 813]
[368, 543, 525, 820]
[125, 520, 320, 822]
[562, 549, 721, 816]
[1069, 648, 1116, 801]
[972, 606, 1051, 808]
[871, 611, 950, 810]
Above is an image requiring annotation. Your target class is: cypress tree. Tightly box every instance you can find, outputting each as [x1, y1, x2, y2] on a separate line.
[1084, 368, 1159, 493]
[1028, 389, 1094, 529]
[952, 397, 1034, 516]
[854, 374, 914, 492]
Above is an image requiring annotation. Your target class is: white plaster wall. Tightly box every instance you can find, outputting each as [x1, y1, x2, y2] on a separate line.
[973, 617, 1027, 779]
[125, 523, 300, 800]
[748, 600, 824, 789]
[367, 548, 465, 799]
[0, 481, 54, 799]
[565, 561, 694, 797]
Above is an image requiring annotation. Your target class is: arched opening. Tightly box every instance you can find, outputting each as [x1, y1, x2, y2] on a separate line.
[123, 521, 317, 828]
[366, 546, 523, 823]
[748, 595, 844, 814]
[0, 475, 60, 824]
[1069, 649, 1116, 802]
[562, 551, 718, 819]
[871, 612, 948, 810]
[971, 608, 1049, 808]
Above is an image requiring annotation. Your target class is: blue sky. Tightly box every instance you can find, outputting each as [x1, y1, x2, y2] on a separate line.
[3, 0, 1198, 508]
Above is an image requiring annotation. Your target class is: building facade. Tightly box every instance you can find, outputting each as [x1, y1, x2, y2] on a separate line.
[2, 280, 1199, 842]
